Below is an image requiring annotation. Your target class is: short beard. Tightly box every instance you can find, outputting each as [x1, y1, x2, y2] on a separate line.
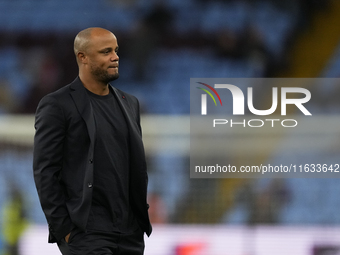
[90, 65, 119, 84]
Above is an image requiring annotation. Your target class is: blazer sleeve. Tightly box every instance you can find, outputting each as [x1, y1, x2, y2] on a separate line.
[33, 95, 75, 242]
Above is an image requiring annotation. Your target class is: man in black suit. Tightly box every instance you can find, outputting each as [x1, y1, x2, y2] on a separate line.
[33, 27, 152, 255]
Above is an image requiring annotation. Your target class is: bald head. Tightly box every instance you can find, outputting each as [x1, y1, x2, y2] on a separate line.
[74, 27, 115, 64]
[74, 27, 120, 88]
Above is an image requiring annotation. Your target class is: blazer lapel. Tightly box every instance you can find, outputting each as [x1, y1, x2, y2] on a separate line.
[110, 85, 140, 137]
[69, 78, 96, 147]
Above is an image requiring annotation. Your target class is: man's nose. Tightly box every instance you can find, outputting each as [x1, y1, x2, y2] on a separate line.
[111, 52, 119, 61]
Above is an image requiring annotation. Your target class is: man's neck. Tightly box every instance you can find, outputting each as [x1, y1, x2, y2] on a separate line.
[79, 74, 110, 96]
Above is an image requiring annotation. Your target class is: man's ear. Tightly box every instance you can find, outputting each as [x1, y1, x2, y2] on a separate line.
[77, 52, 87, 64]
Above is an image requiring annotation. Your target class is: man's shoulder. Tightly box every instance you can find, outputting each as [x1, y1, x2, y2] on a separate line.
[111, 85, 138, 103]
[36, 79, 80, 112]
[40, 78, 80, 102]
[46, 84, 71, 99]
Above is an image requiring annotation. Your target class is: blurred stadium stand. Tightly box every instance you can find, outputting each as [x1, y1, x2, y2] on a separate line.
[0, 0, 309, 114]
[1, 0, 340, 253]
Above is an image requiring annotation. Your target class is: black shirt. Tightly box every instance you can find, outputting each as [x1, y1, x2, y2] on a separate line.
[86, 88, 139, 233]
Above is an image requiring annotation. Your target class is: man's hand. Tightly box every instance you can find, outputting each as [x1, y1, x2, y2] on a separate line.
[65, 232, 71, 243]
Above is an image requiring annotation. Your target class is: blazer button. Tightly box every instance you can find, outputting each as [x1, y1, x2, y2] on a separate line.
[89, 159, 93, 164]
[88, 183, 93, 188]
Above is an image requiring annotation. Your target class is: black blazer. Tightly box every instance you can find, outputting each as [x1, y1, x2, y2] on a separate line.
[33, 77, 152, 243]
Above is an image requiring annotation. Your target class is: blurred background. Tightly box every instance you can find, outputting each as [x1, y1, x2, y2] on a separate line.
[1, 0, 340, 254]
